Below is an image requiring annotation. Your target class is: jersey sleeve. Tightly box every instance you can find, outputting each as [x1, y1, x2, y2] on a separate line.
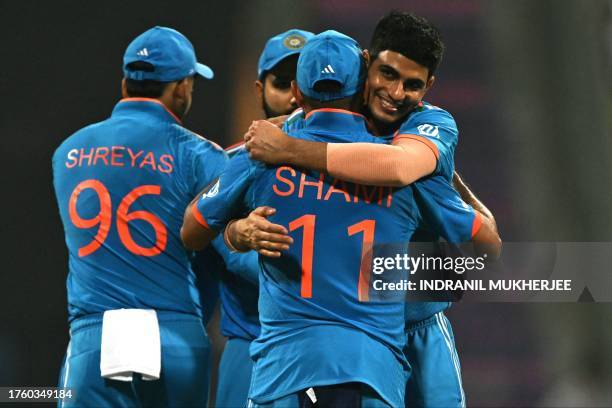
[413, 175, 481, 243]
[178, 130, 229, 196]
[282, 108, 306, 134]
[193, 150, 257, 232]
[394, 105, 458, 180]
[210, 236, 259, 285]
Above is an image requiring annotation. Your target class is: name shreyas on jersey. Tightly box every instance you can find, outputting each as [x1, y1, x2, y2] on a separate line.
[64, 146, 174, 174]
[272, 165, 394, 208]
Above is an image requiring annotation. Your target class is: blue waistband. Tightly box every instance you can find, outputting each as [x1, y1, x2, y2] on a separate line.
[69, 311, 202, 334]
[405, 311, 444, 332]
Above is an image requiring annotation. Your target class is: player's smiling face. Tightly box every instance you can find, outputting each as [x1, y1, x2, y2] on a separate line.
[366, 50, 434, 127]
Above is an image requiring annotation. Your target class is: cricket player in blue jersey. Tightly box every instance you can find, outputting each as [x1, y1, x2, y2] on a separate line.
[183, 29, 485, 407]
[241, 12, 501, 408]
[52, 26, 226, 407]
[213, 29, 314, 408]
[182, 32, 417, 406]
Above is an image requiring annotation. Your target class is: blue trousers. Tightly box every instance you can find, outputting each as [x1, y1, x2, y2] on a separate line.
[58, 312, 210, 408]
[216, 337, 253, 408]
[404, 312, 465, 408]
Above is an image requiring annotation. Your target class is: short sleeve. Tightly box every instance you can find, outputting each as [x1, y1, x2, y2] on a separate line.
[282, 108, 306, 134]
[413, 175, 480, 243]
[176, 130, 228, 197]
[394, 105, 458, 181]
[193, 150, 257, 232]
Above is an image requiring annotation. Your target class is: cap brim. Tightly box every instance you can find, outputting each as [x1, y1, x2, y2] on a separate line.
[195, 63, 214, 79]
[259, 49, 301, 79]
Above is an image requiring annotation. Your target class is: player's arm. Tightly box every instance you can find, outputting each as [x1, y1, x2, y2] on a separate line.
[181, 152, 255, 251]
[224, 206, 293, 257]
[210, 236, 260, 284]
[180, 135, 229, 251]
[452, 172, 501, 259]
[245, 119, 437, 186]
[414, 176, 502, 259]
[182, 185, 221, 251]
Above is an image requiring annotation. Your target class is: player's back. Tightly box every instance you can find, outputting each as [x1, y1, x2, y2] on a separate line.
[247, 109, 418, 406]
[52, 98, 226, 321]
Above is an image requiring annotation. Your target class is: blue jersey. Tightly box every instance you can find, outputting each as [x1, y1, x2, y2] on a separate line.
[394, 102, 458, 182]
[195, 109, 428, 406]
[285, 105, 476, 323]
[210, 235, 261, 340]
[389, 102, 468, 321]
[52, 98, 227, 322]
[209, 142, 262, 341]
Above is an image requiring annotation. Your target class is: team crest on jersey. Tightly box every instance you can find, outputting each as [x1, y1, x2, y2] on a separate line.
[203, 179, 220, 199]
[283, 34, 306, 50]
[417, 124, 439, 138]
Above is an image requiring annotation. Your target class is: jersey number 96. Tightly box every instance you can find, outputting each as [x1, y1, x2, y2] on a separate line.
[68, 179, 167, 257]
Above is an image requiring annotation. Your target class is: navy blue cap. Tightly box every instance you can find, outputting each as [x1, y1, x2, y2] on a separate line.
[296, 30, 364, 101]
[257, 29, 314, 79]
[123, 26, 213, 82]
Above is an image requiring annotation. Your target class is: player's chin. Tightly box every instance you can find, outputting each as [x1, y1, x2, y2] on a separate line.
[372, 105, 404, 125]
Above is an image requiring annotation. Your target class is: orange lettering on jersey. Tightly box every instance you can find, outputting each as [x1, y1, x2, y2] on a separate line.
[93, 147, 110, 166]
[111, 146, 125, 167]
[323, 178, 351, 202]
[158, 154, 174, 174]
[375, 186, 394, 208]
[298, 172, 324, 199]
[353, 184, 379, 204]
[273, 166, 296, 196]
[384, 187, 393, 208]
[78, 148, 94, 167]
[139, 152, 157, 170]
[65, 148, 78, 168]
[273, 169, 394, 208]
[127, 148, 144, 167]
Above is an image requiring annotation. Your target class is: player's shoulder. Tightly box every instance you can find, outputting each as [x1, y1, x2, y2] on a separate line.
[283, 108, 305, 134]
[407, 102, 456, 125]
[224, 141, 246, 157]
[286, 107, 304, 123]
[172, 125, 226, 155]
[397, 101, 458, 140]
[52, 121, 105, 161]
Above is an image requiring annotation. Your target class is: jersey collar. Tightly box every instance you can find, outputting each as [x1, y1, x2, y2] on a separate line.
[304, 108, 368, 135]
[112, 98, 182, 124]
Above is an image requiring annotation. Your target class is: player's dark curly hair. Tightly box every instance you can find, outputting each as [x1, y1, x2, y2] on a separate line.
[369, 11, 444, 76]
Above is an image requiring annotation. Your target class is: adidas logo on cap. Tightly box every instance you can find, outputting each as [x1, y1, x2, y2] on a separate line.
[321, 64, 335, 74]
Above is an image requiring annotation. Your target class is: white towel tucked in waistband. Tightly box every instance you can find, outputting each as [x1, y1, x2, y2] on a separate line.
[100, 309, 161, 381]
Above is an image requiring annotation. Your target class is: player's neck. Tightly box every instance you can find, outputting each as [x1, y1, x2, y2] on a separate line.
[368, 116, 402, 137]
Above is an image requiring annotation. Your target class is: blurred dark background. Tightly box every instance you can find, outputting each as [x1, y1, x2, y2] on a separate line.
[1, 0, 611, 406]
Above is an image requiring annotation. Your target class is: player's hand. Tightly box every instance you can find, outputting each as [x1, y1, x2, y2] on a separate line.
[228, 206, 293, 257]
[267, 114, 289, 128]
[244, 120, 293, 165]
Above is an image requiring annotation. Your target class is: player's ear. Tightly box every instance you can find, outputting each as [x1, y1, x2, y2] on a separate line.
[173, 77, 194, 108]
[425, 75, 435, 92]
[291, 80, 305, 108]
[121, 78, 129, 98]
[174, 78, 189, 99]
[254, 80, 264, 108]
[362, 49, 371, 68]
[362, 80, 370, 107]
